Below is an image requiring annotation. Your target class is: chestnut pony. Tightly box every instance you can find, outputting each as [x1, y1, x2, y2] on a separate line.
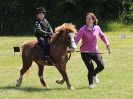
[16, 23, 77, 90]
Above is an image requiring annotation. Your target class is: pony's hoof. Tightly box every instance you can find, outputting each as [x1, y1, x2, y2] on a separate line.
[43, 85, 49, 89]
[16, 80, 21, 87]
[68, 86, 74, 90]
[56, 80, 64, 85]
[16, 84, 20, 87]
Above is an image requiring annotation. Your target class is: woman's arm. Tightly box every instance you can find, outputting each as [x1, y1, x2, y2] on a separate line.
[75, 28, 84, 45]
[98, 26, 110, 53]
[98, 26, 109, 46]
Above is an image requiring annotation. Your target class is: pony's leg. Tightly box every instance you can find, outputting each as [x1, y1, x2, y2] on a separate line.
[16, 60, 32, 87]
[56, 66, 65, 84]
[37, 64, 48, 87]
[55, 63, 74, 90]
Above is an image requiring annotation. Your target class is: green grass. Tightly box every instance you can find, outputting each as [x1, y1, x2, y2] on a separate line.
[0, 25, 133, 99]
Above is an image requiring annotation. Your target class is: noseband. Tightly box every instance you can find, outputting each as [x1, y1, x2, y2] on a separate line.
[66, 32, 75, 48]
[66, 32, 75, 61]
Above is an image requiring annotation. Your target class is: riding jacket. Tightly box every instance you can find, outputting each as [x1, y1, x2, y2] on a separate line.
[34, 19, 53, 37]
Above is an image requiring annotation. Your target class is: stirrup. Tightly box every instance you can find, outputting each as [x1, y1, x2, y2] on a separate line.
[45, 56, 50, 58]
[45, 56, 52, 64]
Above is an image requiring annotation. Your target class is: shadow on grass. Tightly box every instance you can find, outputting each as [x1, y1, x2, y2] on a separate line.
[0, 85, 67, 92]
[76, 86, 89, 90]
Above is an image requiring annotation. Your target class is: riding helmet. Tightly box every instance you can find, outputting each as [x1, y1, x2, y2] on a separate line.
[36, 7, 46, 14]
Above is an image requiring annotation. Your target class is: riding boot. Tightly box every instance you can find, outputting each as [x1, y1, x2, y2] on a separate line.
[40, 45, 51, 64]
[37, 37, 46, 60]
[44, 37, 52, 64]
[40, 44, 47, 60]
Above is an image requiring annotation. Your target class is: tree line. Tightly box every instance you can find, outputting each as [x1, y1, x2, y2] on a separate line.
[0, 0, 132, 35]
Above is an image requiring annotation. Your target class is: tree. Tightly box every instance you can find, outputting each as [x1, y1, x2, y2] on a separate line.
[120, 0, 133, 24]
[0, 0, 132, 35]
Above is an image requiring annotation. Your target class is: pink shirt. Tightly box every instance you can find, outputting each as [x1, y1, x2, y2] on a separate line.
[75, 25, 109, 53]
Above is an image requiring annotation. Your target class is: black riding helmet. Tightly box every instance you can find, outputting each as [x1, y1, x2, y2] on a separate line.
[36, 7, 46, 14]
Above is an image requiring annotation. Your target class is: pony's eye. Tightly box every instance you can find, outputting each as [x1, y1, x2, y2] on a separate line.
[67, 36, 71, 40]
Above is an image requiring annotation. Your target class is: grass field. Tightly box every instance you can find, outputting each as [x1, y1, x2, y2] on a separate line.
[0, 26, 133, 99]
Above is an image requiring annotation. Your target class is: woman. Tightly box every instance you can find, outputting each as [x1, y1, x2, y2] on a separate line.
[75, 12, 110, 89]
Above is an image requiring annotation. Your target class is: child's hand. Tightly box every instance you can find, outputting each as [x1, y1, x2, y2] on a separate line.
[48, 32, 52, 35]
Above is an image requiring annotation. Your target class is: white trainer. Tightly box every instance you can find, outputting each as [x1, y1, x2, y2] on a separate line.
[88, 84, 96, 89]
[93, 76, 99, 84]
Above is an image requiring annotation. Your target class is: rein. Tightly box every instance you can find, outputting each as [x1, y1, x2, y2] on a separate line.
[66, 50, 104, 62]
[67, 52, 72, 61]
[75, 51, 104, 54]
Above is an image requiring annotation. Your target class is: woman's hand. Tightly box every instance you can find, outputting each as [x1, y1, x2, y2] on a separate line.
[106, 45, 111, 54]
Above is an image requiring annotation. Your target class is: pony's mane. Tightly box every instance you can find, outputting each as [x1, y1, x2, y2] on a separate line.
[55, 23, 77, 34]
[51, 23, 77, 43]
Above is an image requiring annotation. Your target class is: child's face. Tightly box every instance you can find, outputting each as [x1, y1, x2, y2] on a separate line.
[37, 13, 45, 20]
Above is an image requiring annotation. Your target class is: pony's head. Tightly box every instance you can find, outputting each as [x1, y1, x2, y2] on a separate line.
[54, 23, 77, 52]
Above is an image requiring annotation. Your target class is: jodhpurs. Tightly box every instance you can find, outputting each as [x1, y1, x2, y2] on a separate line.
[81, 52, 105, 85]
[37, 36, 50, 56]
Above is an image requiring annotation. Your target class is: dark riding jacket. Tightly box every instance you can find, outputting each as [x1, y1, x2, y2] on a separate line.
[34, 19, 53, 37]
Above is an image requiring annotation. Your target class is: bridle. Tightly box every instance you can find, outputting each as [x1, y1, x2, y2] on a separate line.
[66, 32, 76, 61]
[66, 32, 75, 50]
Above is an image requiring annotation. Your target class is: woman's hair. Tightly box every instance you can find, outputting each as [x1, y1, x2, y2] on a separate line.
[86, 12, 98, 25]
